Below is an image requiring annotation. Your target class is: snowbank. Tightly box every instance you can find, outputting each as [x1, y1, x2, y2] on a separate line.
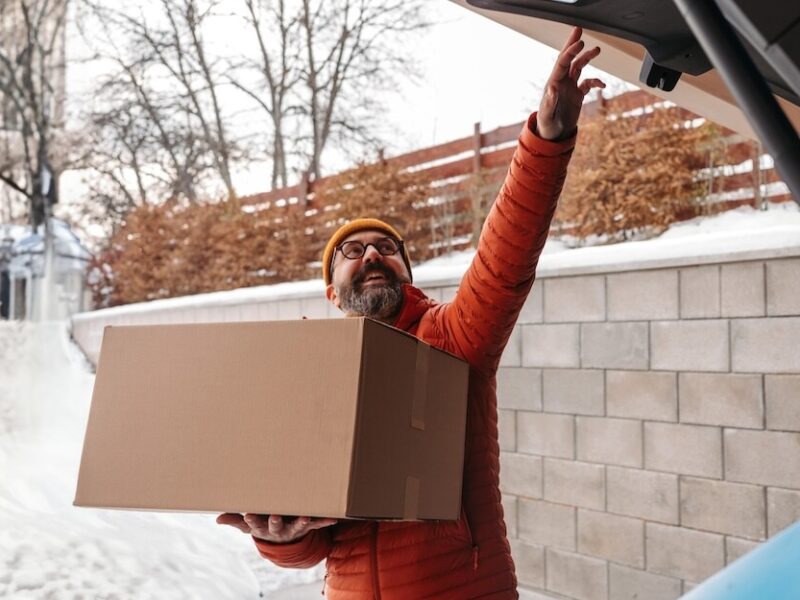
[0, 321, 321, 599]
[77, 202, 800, 322]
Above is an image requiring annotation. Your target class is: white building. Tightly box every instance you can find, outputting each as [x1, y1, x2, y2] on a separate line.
[1, 219, 91, 320]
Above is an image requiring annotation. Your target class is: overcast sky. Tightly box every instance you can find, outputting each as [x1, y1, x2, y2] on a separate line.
[60, 1, 616, 208]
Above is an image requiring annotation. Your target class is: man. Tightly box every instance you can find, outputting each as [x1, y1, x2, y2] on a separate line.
[218, 27, 605, 599]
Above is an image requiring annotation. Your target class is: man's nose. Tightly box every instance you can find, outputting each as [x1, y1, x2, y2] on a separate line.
[362, 244, 383, 263]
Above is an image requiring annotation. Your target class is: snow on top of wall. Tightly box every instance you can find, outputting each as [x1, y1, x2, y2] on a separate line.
[75, 202, 800, 320]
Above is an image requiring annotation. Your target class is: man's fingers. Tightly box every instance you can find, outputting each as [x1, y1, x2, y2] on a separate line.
[221, 513, 337, 542]
[306, 518, 338, 531]
[570, 46, 601, 81]
[578, 78, 606, 95]
[268, 515, 284, 536]
[551, 39, 585, 82]
[216, 513, 252, 534]
[286, 517, 311, 538]
[559, 26, 582, 53]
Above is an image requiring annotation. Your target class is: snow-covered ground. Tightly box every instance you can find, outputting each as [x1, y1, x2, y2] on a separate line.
[3, 201, 798, 599]
[0, 321, 322, 599]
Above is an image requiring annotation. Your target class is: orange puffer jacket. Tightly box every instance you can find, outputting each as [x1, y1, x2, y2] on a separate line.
[254, 113, 575, 599]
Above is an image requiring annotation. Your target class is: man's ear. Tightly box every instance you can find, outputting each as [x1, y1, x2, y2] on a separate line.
[325, 283, 340, 308]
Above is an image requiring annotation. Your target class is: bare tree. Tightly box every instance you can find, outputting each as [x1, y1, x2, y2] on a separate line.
[74, 0, 430, 237]
[297, 0, 428, 180]
[76, 0, 240, 227]
[229, 0, 302, 189]
[0, 0, 68, 227]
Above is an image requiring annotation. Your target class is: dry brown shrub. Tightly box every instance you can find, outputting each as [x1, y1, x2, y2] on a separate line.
[556, 103, 718, 243]
[89, 160, 433, 307]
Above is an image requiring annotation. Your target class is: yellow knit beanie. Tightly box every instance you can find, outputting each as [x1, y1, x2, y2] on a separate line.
[322, 218, 412, 285]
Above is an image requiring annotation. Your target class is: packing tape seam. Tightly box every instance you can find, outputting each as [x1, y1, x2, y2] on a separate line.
[411, 342, 429, 430]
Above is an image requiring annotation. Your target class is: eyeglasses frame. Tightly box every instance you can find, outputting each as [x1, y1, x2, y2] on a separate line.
[328, 237, 406, 282]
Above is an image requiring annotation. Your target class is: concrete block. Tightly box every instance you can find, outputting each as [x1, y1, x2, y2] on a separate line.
[299, 297, 329, 319]
[238, 304, 260, 321]
[645, 423, 722, 478]
[607, 371, 678, 422]
[276, 298, 303, 319]
[518, 498, 576, 550]
[731, 317, 800, 374]
[609, 564, 682, 600]
[546, 548, 608, 600]
[725, 537, 760, 565]
[500, 452, 543, 499]
[725, 429, 800, 488]
[608, 270, 679, 321]
[680, 477, 766, 540]
[420, 287, 442, 302]
[581, 323, 649, 370]
[765, 375, 800, 432]
[543, 369, 605, 416]
[522, 324, 580, 368]
[578, 509, 644, 568]
[721, 262, 765, 317]
[651, 320, 729, 372]
[497, 368, 542, 411]
[502, 493, 518, 539]
[607, 466, 679, 525]
[440, 286, 459, 303]
[518, 412, 575, 459]
[680, 265, 721, 319]
[767, 487, 800, 537]
[519, 279, 544, 324]
[500, 326, 522, 367]
[499, 409, 516, 452]
[679, 373, 763, 429]
[576, 417, 643, 467]
[766, 258, 800, 316]
[544, 458, 605, 510]
[510, 539, 545, 589]
[646, 523, 725, 582]
[544, 275, 605, 322]
[256, 302, 278, 321]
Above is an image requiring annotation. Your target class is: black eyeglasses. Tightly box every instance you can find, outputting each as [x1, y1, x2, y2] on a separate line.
[330, 237, 404, 276]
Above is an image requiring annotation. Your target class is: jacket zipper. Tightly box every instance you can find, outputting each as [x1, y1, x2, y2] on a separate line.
[371, 522, 382, 600]
[462, 508, 479, 572]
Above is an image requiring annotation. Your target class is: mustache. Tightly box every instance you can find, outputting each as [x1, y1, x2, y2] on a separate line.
[352, 262, 397, 287]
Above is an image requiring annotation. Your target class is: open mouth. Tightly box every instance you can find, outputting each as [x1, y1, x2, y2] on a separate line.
[361, 273, 388, 285]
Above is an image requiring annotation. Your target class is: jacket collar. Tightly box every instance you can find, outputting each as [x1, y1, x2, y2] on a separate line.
[391, 284, 436, 332]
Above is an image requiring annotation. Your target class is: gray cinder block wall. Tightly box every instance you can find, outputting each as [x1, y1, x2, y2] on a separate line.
[71, 251, 800, 600]
[499, 255, 800, 600]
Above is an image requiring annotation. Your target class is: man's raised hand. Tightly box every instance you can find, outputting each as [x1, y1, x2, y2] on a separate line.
[537, 27, 606, 141]
[216, 513, 337, 544]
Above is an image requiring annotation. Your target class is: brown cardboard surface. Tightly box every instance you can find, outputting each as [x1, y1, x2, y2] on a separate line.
[75, 318, 468, 520]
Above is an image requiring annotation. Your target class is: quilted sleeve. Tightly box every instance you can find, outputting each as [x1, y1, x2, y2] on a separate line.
[252, 528, 333, 569]
[440, 112, 575, 375]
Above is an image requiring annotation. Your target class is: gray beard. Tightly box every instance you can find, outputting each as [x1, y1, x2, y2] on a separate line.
[338, 281, 404, 322]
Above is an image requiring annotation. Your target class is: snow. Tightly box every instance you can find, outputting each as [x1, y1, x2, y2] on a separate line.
[406, 201, 800, 281]
[0, 321, 322, 599]
[76, 201, 800, 322]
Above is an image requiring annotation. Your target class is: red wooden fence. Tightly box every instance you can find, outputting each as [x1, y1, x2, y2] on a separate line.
[240, 89, 791, 254]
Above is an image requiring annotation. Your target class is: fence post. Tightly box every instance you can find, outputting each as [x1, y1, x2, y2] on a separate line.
[473, 122, 482, 173]
[471, 122, 483, 246]
[299, 170, 310, 207]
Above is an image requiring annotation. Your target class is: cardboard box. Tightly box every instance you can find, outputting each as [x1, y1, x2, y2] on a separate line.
[74, 317, 469, 520]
